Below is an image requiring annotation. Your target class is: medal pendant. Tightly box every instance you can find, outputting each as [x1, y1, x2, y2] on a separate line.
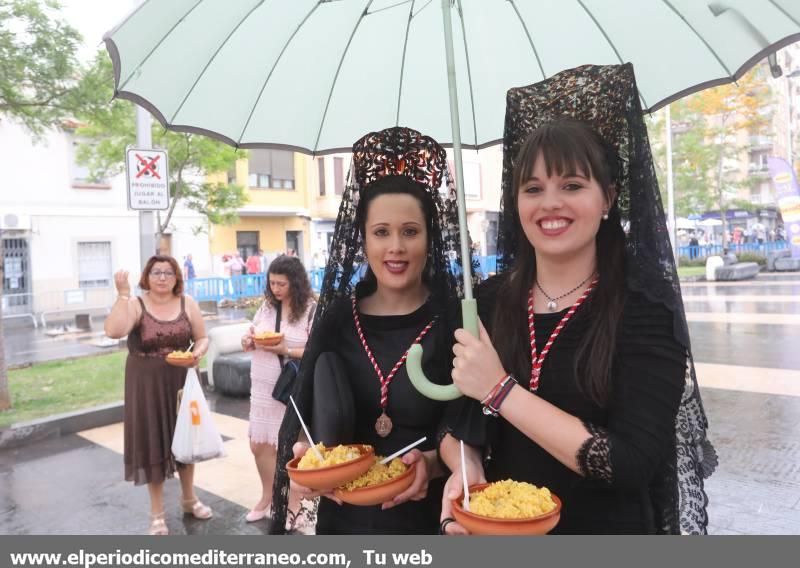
[547, 300, 558, 312]
[375, 412, 393, 437]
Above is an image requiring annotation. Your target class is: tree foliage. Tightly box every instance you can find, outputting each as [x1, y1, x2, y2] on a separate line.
[648, 67, 774, 244]
[76, 53, 248, 235]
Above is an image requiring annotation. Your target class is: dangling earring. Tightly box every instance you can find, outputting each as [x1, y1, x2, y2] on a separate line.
[602, 210, 609, 220]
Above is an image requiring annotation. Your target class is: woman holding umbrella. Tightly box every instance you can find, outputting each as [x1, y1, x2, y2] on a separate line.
[437, 65, 715, 535]
[270, 127, 472, 534]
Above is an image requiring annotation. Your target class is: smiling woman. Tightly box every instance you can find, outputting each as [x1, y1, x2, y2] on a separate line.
[270, 126, 472, 535]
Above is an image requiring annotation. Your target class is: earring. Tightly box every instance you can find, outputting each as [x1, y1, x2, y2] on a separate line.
[602, 211, 609, 220]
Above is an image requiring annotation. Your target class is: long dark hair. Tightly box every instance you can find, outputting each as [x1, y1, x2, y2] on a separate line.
[354, 175, 435, 296]
[264, 256, 313, 323]
[492, 119, 627, 405]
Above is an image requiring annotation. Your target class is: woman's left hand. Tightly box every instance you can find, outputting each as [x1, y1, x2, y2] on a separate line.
[452, 319, 507, 401]
[381, 449, 430, 510]
[258, 338, 289, 356]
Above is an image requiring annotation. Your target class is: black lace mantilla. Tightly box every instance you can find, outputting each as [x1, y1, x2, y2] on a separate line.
[499, 64, 716, 535]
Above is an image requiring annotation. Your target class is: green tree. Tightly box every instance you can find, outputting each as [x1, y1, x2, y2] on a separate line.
[1, 0, 98, 412]
[648, 67, 773, 246]
[76, 53, 248, 236]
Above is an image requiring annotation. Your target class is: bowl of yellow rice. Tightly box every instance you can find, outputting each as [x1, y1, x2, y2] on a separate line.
[286, 443, 374, 491]
[451, 480, 561, 535]
[333, 457, 415, 506]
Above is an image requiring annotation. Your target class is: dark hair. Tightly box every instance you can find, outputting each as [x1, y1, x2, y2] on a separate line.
[139, 255, 184, 296]
[493, 119, 627, 405]
[265, 256, 313, 323]
[354, 175, 435, 294]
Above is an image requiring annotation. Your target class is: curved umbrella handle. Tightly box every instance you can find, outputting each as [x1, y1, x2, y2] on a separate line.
[407, 299, 479, 401]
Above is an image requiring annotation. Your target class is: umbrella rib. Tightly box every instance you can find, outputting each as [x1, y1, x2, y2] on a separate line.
[366, 0, 413, 16]
[237, 1, 323, 145]
[660, 0, 732, 76]
[575, 0, 650, 110]
[118, 0, 205, 92]
[313, 0, 375, 153]
[508, 0, 546, 79]
[768, 0, 800, 28]
[169, 0, 265, 125]
[395, 1, 416, 126]
[456, 0, 478, 146]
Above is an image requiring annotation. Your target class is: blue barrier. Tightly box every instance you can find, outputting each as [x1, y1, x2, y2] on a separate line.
[677, 241, 788, 260]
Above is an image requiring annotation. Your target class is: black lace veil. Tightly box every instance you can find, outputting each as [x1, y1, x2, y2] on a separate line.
[499, 64, 716, 534]
[269, 126, 470, 534]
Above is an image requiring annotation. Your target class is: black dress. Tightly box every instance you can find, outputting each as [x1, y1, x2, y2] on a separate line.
[311, 297, 453, 535]
[448, 276, 686, 534]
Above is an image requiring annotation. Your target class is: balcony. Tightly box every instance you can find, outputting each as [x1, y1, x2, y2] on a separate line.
[748, 135, 772, 149]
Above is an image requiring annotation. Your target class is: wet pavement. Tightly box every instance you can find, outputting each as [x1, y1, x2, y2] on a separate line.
[1, 273, 800, 534]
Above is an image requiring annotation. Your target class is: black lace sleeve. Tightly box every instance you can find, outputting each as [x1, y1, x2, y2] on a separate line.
[575, 293, 685, 489]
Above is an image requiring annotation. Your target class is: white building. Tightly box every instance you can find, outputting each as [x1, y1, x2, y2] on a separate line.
[0, 119, 211, 324]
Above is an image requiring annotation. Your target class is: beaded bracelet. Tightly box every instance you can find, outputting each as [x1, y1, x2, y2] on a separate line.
[482, 374, 518, 417]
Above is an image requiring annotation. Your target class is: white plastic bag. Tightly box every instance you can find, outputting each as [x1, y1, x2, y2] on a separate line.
[171, 368, 225, 464]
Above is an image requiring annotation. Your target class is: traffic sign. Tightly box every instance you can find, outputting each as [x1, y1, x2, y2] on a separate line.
[125, 147, 170, 210]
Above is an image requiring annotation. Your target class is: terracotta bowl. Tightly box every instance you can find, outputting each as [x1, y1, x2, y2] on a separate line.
[286, 444, 375, 491]
[254, 332, 283, 347]
[165, 353, 196, 368]
[333, 462, 416, 506]
[451, 483, 561, 535]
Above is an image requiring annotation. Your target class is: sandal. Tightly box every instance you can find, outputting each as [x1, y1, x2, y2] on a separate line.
[149, 512, 168, 536]
[182, 498, 213, 520]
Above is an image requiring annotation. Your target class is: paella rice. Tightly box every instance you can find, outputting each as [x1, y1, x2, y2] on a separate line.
[470, 480, 556, 519]
[297, 443, 363, 469]
[340, 458, 407, 490]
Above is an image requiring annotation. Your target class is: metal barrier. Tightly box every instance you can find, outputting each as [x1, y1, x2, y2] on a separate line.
[37, 288, 114, 327]
[677, 241, 789, 261]
[1, 292, 37, 328]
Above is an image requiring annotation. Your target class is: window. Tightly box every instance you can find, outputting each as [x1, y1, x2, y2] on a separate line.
[318, 158, 326, 195]
[78, 242, 112, 288]
[334, 157, 344, 195]
[749, 151, 769, 172]
[248, 173, 271, 188]
[248, 149, 294, 189]
[69, 134, 109, 188]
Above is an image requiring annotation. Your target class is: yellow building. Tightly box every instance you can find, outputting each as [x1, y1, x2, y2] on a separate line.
[210, 149, 316, 271]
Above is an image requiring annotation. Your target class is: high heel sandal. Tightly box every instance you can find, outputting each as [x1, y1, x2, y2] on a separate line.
[245, 505, 270, 523]
[181, 497, 213, 520]
[149, 512, 169, 535]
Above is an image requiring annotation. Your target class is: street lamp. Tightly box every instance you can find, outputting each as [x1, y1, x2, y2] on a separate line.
[786, 69, 800, 171]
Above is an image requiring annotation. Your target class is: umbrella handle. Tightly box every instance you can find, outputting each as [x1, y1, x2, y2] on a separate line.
[407, 299, 478, 401]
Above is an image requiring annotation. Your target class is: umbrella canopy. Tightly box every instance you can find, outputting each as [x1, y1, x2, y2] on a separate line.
[698, 218, 723, 227]
[104, 0, 800, 154]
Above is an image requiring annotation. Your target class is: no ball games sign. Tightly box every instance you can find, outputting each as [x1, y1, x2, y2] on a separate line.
[125, 147, 170, 210]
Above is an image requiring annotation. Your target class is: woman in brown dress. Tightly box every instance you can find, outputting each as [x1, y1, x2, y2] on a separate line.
[104, 254, 212, 535]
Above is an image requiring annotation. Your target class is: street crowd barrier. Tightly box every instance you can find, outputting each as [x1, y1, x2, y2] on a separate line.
[677, 241, 788, 261]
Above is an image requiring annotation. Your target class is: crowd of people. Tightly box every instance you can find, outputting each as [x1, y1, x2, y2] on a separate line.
[110, 64, 715, 537]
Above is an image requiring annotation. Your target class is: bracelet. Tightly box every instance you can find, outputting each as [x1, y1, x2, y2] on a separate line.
[482, 374, 518, 417]
[117, 295, 130, 301]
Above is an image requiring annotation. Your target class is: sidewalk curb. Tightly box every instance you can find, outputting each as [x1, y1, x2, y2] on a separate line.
[0, 401, 124, 451]
[0, 370, 210, 451]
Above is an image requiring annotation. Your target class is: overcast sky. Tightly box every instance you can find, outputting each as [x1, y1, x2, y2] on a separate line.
[59, 0, 134, 62]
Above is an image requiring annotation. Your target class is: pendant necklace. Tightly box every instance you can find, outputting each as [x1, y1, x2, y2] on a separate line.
[351, 298, 436, 437]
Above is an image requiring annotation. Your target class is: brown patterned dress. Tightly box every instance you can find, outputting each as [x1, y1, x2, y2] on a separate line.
[124, 296, 193, 485]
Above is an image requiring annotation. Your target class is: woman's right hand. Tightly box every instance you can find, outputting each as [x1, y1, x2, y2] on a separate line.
[241, 325, 255, 351]
[113, 270, 131, 296]
[289, 442, 342, 505]
[440, 463, 486, 535]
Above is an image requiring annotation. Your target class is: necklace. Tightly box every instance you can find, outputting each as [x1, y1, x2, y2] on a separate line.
[528, 277, 598, 391]
[351, 298, 437, 437]
[535, 273, 595, 312]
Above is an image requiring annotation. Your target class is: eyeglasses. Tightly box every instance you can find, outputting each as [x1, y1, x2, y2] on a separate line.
[150, 270, 175, 279]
